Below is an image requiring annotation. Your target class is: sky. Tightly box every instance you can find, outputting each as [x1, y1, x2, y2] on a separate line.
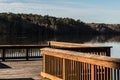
[0, 0, 120, 24]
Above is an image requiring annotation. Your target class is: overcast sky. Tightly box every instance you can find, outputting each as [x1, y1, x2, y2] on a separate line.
[0, 0, 120, 24]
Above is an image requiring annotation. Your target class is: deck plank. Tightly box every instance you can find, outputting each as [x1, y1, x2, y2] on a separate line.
[0, 60, 43, 80]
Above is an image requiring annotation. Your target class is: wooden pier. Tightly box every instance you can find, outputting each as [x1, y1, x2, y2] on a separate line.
[0, 41, 119, 80]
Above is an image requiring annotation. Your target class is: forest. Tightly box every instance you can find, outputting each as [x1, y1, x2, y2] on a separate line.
[0, 13, 120, 36]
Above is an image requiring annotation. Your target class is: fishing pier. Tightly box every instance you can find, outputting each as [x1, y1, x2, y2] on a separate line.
[1, 41, 120, 80]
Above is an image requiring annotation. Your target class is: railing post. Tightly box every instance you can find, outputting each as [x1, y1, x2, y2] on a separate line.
[106, 48, 111, 56]
[63, 58, 66, 80]
[43, 54, 46, 73]
[48, 41, 51, 47]
[2, 49, 5, 61]
[91, 65, 95, 80]
[26, 48, 29, 60]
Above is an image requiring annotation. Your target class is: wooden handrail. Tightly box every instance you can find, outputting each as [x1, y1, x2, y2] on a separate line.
[49, 41, 112, 48]
[41, 48, 120, 69]
[49, 41, 112, 57]
[0, 44, 48, 48]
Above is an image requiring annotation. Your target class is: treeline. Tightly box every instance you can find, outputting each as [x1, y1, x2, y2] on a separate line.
[87, 23, 120, 35]
[0, 13, 119, 35]
[0, 13, 98, 35]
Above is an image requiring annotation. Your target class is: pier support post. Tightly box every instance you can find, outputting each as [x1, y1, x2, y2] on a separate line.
[2, 49, 5, 61]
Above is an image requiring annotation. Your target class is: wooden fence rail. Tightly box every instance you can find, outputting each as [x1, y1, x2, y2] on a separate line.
[0, 41, 112, 61]
[49, 41, 112, 56]
[41, 48, 120, 80]
[0, 45, 48, 61]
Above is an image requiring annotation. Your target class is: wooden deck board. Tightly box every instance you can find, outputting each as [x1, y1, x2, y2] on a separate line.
[0, 60, 43, 80]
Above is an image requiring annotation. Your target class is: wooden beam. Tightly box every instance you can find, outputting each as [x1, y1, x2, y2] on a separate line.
[49, 41, 112, 48]
[41, 72, 63, 80]
[0, 45, 48, 49]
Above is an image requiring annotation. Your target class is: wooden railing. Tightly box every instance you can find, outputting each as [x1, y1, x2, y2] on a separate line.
[49, 41, 112, 56]
[0, 45, 48, 61]
[41, 48, 120, 80]
[0, 41, 112, 61]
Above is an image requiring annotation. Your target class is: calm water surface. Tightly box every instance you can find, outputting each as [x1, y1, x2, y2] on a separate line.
[0, 35, 120, 58]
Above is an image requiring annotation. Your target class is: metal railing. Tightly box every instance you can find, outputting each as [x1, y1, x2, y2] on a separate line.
[41, 48, 120, 80]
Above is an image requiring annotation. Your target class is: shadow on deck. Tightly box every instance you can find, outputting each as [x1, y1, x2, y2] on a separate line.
[0, 63, 11, 69]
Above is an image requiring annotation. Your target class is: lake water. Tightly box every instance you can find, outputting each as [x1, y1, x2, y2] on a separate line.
[0, 34, 120, 58]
